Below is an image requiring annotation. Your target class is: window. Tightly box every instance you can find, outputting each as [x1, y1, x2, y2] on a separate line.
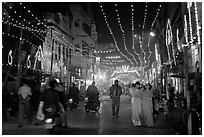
[58, 44, 61, 60]
[69, 48, 72, 65]
[75, 44, 80, 52]
[82, 42, 89, 56]
[63, 45, 65, 59]
[66, 47, 69, 58]
[75, 19, 80, 27]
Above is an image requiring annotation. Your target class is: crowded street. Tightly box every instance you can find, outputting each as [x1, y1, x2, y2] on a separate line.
[2, 2, 202, 135]
[3, 95, 184, 135]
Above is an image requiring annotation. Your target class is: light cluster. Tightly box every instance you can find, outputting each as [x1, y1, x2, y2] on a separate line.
[94, 50, 113, 53]
[106, 56, 121, 59]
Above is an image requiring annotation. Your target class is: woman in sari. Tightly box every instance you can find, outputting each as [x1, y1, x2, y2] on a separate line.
[130, 81, 142, 127]
[141, 83, 154, 127]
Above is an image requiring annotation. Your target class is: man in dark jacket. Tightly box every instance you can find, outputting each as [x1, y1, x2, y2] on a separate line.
[109, 80, 122, 117]
[68, 83, 80, 103]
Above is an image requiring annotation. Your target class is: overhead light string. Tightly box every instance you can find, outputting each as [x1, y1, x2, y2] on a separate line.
[99, 2, 134, 66]
[115, 3, 138, 66]
[131, 3, 141, 67]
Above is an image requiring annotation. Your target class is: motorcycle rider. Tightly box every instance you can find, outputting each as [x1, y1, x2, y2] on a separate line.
[38, 79, 67, 127]
[85, 81, 100, 101]
[68, 83, 80, 104]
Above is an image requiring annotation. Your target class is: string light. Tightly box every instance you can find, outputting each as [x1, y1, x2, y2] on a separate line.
[187, 2, 193, 45]
[145, 4, 161, 69]
[131, 3, 142, 67]
[166, 19, 176, 66]
[194, 2, 201, 45]
[115, 3, 138, 66]
[3, 3, 117, 72]
[99, 2, 134, 66]
[2, 19, 45, 42]
[140, 2, 148, 67]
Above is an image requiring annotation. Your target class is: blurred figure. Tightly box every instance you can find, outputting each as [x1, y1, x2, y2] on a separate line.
[130, 81, 142, 126]
[152, 90, 160, 119]
[160, 96, 169, 120]
[38, 79, 66, 127]
[86, 81, 100, 101]
[168, 83, 175, 111]
[141, 83, 154, 127]
[17, 78, 33, 128]
[68, 83, 80, 104]
[55, 82, 67, 126]
[109, 80, 122, 118]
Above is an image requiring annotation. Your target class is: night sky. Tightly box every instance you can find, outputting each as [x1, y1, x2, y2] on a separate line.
[23, 2, 161, 70]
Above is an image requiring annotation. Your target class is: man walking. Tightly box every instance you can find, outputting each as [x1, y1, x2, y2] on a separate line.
[109, 80, 122, 118]
[18, 78, 32, 127]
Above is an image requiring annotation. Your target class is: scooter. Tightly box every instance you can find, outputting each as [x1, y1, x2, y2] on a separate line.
[43, 103, 62, 133]
[68, 97, 78, 111]
[84, 97, 100, 113]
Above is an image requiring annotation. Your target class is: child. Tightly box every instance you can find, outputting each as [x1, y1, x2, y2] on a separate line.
[160, 97, 169, 120]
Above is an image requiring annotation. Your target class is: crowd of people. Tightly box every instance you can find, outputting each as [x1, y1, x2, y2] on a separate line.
[4, 76, 185, 129]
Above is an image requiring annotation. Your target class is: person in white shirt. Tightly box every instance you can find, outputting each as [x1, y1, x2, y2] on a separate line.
[18, 79, 32, 127]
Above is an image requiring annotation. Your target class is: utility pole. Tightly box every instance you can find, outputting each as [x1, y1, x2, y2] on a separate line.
[184, 46, 192, 134]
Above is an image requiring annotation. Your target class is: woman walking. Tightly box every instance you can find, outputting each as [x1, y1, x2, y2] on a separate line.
[141, 83, 154, 127]
[130, 81, 142, 127]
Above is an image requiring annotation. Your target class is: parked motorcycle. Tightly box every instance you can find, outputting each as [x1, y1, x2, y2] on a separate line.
[68, 98, 78, 111]
[43, 103, 62, 133]
[84, 97, 100, 113]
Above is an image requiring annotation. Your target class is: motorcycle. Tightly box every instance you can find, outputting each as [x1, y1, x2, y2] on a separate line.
[84, 97, 100, 113]
[43, 103, 62, 133]
[68, 97, 78, 111]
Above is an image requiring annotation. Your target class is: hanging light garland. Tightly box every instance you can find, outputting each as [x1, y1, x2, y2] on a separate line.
[140, 2, 148, 67]
[99, 2, 134, 66]
[131, 3, 142, 67]
[3, 3, 116, 72]
[2, 19, 45, 42]
[115, 3, 138, 66]
[187, 2, 193, 46]
[194, 2, 201, 45]
[21, 2, 115, 70]
[145, 4, 161, 69]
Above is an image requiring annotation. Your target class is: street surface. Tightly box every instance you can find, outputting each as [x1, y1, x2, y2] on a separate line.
[2, 95, 182, 135]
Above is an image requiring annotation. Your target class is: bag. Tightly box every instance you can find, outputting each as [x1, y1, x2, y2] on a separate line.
[36, 103, 45, 121]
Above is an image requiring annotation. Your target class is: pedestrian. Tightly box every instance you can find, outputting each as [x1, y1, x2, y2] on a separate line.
[160, 96, 169, 120]
[109, 80, 122, 118]
[141, 83, 154, 127]
[17, 78, 33, 128]
[129, 81, 142, 126]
